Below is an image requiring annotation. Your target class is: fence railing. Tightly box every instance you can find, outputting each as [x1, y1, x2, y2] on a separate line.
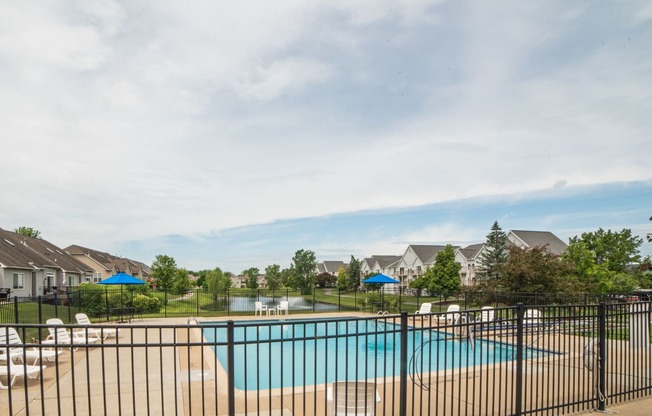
[0, 288, 643, 325]
[1, 302, 651, 415]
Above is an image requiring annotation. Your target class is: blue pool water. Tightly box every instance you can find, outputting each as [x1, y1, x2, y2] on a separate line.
[202, 318, 542, 391]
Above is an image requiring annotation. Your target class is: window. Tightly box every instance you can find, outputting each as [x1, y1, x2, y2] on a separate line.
[416, 266, 422, 274]
[93, 272, 103, 283]
[13, 273, 24, 289]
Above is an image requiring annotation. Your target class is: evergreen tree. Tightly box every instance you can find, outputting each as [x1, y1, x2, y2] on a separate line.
[479, 221, 508, 280]
[347, 256, 362, 290]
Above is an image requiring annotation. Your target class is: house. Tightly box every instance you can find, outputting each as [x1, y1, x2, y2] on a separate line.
[317, 261, 346, 276]
[0, 228, 93, 297]
[455, 243, 485, 286]
[396, 245, 456, 290]
[507, 230, 568, 255]
[64, 245, 151, 285]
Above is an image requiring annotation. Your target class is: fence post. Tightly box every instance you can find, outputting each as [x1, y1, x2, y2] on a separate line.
[313, 288, 316, 312]
[598, 302, 607, 411]
[13, 296, 19, 324]
[38, 296, 42, 324]
[196, 288, 199, 316]
[54, 292, 58, 318]
[227, 320, 235, 415]
[399, 312, 408, 416]
[338, 289, 342, 311]
[67, 291, 72, 323]
[515, 303, 524, 415]
[164, 289, 168, 317]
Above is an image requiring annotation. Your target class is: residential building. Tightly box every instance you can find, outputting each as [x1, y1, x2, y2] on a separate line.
[65, 245, 151, 284]
[0, 228, 93, 297]
[454, 243, 485, 286]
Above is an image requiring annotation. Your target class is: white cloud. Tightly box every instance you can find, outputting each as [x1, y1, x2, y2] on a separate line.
[0, 0, 651, 259]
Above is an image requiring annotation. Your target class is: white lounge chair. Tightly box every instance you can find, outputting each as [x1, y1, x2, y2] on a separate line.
[0, 362, 46, 389]
[524, 309, 542, 325]
[477, 306, 495, 323]
[277, 300, 289, 316]
[439, 304, 461, 325]
[75, 313, 118, 340]
[254, 301, 267, 316]
[327, 381, 380, 415]
[44, 319, 99, 349]
[0, 327, 60, 365]
[415, 303, 432, 314]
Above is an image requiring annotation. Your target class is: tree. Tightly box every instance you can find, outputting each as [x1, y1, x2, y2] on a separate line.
[347, 256, 362, 290]
[499, 245, 575, 293]
[264, 264, 282, 291]
[648, 216, 652, 243]
[243, 267, 260, 289]
[14, 226, 41, 238]
[336, 266, 348, 290]
[172, 268, 192, 295]
[479, 221, 508, 280]
[315, 272, 337, 288]
[568, 228, 643, 274]
[151, 255, 177, 292]
[288, 249, 317, 295]
[203, 267, 231, 299]
[427, 245, 462, 294]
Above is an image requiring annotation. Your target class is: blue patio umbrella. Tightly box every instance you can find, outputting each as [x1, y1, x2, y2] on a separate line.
[362, 273, 400, 285]
[98, 272, 147, 286]
[363, 274, 400, 311]
[98, 272, 146, 322]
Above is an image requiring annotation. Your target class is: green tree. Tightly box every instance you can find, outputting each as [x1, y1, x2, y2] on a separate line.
[569, 228, 642, 274]
[336, 266, 348, 290]
[243, 267, 260, 289]
[14, 226, 41, 238]
[151, 254, 177, 292]
[427, 244, 462, 294]
[647, 216, 652, 243]
[280, 268, 292, 287]
[172, 268, 192, 295]
[479, 221, 508, 280]
[408, 274, 429, 296]
[347, 256, 362, 290]
[265, 264, 282, 291]
[288, 249, 317, 295]
[498, 245, 576, 293]
[203, 267, 231, 300]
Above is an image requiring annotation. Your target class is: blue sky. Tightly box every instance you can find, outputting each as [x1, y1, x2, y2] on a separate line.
[1, 2, 651, 272]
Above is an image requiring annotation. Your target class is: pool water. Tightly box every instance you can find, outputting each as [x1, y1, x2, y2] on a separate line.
[202, 318, 542, 391]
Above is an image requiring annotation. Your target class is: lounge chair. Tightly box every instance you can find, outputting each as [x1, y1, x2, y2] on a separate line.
[327, 381, 380, 415]
[524, 309, 542, 325]
[43, 319, 100, 349]
[0, 327, 60, 365]
[477, 306, 495, 323]
[439, 304, 461, 325]
[0, 362, 46, 389]
[254, 301, 267, 316]
[75, 313, 118, 340]
[415, 303, 432, 314]
[277, 300, 289, 316]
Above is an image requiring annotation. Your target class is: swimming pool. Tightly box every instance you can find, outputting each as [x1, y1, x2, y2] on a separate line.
[202, 317, 545, 391]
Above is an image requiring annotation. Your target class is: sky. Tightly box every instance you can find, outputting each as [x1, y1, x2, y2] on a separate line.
[1, 1, 651, 273]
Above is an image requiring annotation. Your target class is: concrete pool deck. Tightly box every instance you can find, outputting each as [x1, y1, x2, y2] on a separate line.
[1, 313, 651, 415]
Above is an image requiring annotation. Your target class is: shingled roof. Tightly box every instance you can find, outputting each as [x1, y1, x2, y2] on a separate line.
[508, 230, 568, 255]
[457, 243, 485, 260]
[0, 228, 92, 273]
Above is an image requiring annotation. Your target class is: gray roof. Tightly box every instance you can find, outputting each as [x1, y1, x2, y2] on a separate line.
[509, 230, 568, 255]
[318, 261, 346, 274]
[65, 244, 151, 277]
[457, 243, 485, 260]
[0, 228, 92, 273]
[371, 255, 402, 268]
[409, 245, 458, 264]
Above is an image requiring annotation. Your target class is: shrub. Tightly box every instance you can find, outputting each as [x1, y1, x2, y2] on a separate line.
[133, 294, 161, 314]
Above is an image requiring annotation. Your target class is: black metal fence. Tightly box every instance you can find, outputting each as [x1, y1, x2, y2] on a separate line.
[1, 302, 651, 415]
[0, 288, 641, 325]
